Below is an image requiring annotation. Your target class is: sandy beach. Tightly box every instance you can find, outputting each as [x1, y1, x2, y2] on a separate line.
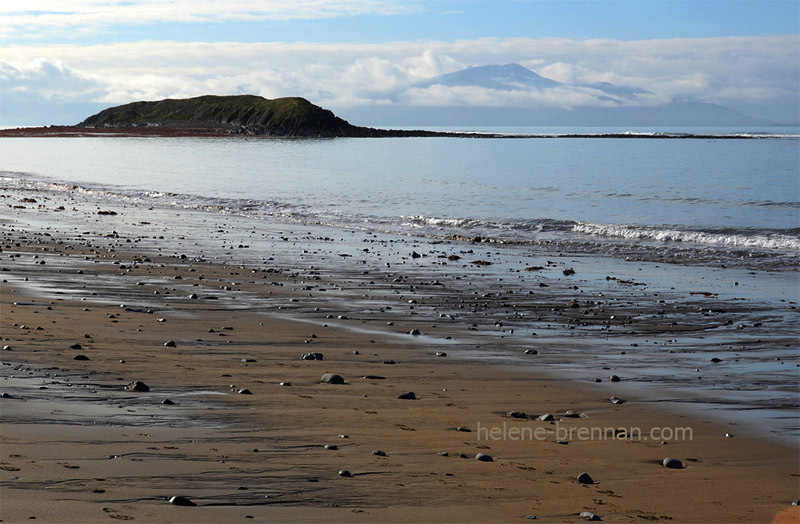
[1, 218, 798, 522]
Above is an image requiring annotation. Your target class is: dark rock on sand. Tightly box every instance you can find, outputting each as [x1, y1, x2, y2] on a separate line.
[168, 496, 196, 506]
[324, 444, 338, 450]
[372, 450, 387, 456]
[524, 349, 538, 355]
[397, 391, 416, 400]
[609, 396, 625, 404]
[164, 340, 176, 347]
[409, 329, 421, 336]
[321, 373, 345, 384]
[302, 352, 324, 360]
[73, 354, 90, 361]
[577, 472, 594, 484]
[70, 343, 82, 350]
[128, 381, 149, 392]
[456, 426, 472, 432]
[610, 375, 621, 382]
[162, 399, 175, 405]
[238, 388, 252, 395]
[580, 511, 601, 521]
[507, 411, 527, 419]
[338, 469, 352, 478]
[1, 392, 15, 399]
[662, 457, 683, 469]
[539, 414, 555, 421]
[563, 410, 581, 418]
[475, 452, 494, 462]
[363, 375, 386, 380]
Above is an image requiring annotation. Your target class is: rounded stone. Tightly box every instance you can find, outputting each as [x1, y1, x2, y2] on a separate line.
[662, 457, 683, 469]
[168, 496, 196, 506]
[128, 380, 149, 392]
[577, 472, 594, 484]
[321, 373, 345, 384]
[397, 391, 416, 400]
[475, 452, 494, 462]
[338, 469, 352, 478]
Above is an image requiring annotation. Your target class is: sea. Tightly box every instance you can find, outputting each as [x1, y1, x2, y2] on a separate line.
[1, 125, 799, 440]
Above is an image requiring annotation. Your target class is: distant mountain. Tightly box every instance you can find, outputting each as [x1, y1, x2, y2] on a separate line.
[336, 63, 775, 127]
[413, 63, 561, 91]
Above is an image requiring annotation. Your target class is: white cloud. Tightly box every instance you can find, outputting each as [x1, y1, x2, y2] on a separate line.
[0, 35, 797, 122]
[0, 1, 420, 39]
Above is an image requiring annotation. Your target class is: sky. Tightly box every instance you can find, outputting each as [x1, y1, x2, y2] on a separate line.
[1, 0, 798, 125]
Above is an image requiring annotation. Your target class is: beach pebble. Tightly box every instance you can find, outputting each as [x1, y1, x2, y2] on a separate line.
[73, 354, 90, 361]
[662, 457, 683, 469]
[437, 451, 449, 456]
[162, 399, 175, 405]
[372, 450, 387, 456]
[409, 329, 421, 336]
[301, 352, 324, 360]
[128, 380, 149, 392]
[164, 340, 176, 347]
[397, 391, 416, 400]
[1, 392, 15, 399]
[609, 375, 621, 382]
[577, 472, 594, 484]
[321, 373, 345, 384]
[435, 352, 447, 357]
[168, 496, 196, 506]
[324, 444, 338, 450]
[609, 396, 625, 404]
[539, 414, 555, 421]
[563, 410, 580, 418]
[280, 382, 291, 386]
[524, 349, 538, 355]
[2, 345, 11, 351]
[70, 343, 82, 350]
[725, 433, 733, 438]
[456, 426, 471, 432]
[475, 452, 494, 462]
[507, 411, 527, 419]
[237, 388, 252, 395]
[580, 511, 601, 521]
[339, 435, 349, 439]
[709, 357, 722, 363]
[338, 469, 352, 478]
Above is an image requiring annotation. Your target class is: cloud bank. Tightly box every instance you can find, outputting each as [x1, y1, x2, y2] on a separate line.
[1, 35, 797, 124]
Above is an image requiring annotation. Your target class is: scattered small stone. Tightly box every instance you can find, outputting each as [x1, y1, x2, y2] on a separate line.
[321, 373, 345, 384]
[435, 351, 447, 357]
[409, 329, 421, 336]
[70, 343, 82, 350]
[301, 352, 324, 360]
[539, 414, 555, 422]
[725, 433, 733, 438]
[372, 450, 386, 456]
[128, 381, 149, 392]
[609, 375, 621, 382]
[709, 357, 722, 363]
[237, 388, 252, 395]
[662, 457, 683, 469]
[563, 268, 576, 276]
[437, 451, 449, 456]
[507, 411, 527, 419]
[524, 515, 537, 520]
[383, 360, 397, 365]
[2, 345, 11, 351]
[556, 440, 569, 445]
[524, 349, 538, 355]
[168, 496, 196, 506]
[363, 375, 386, 380]
[577, 472, 594, 484]
[475, 452, 494, 462]
[73, 354, 90, 361]
[164, 340, 176, 347]
[162, 399, 175, 405]
[397, 391, 416, 400]
[609, 396, 625, 404]
[338, 469, 352, 478]
[1, 392, 15, 399]
[456, 426, 471, 432]
[324, 444, 338, 450]
[563, 410, 580, 418]
[580, 511, 601, 521]
[280, 382, 292, 386]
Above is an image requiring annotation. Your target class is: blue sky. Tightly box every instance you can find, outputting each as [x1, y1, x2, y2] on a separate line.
[1, 1, 798, 125]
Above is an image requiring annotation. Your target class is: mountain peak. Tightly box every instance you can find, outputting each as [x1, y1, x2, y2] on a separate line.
[415, 63, 561, 91]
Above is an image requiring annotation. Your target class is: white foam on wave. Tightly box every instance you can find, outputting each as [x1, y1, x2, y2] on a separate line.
[574, 222, 800, 251]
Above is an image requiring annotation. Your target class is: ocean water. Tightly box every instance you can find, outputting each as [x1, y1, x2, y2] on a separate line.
[1, 127, 798, 270]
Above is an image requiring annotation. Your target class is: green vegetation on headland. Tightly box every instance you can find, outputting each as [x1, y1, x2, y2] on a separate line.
[78, 95, 371, 137]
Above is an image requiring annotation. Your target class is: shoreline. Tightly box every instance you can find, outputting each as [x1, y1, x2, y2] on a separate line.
[2, 226, 799, 521]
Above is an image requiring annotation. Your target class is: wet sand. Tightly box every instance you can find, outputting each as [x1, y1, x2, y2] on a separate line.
[1, 229, 798, 522]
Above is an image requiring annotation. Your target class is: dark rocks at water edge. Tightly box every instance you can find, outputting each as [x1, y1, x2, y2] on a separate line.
[168, 496, 196, 506]
[127, 380, 149, 392]
[321, 373, 345, 384]
[662, 457, 683, 469]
